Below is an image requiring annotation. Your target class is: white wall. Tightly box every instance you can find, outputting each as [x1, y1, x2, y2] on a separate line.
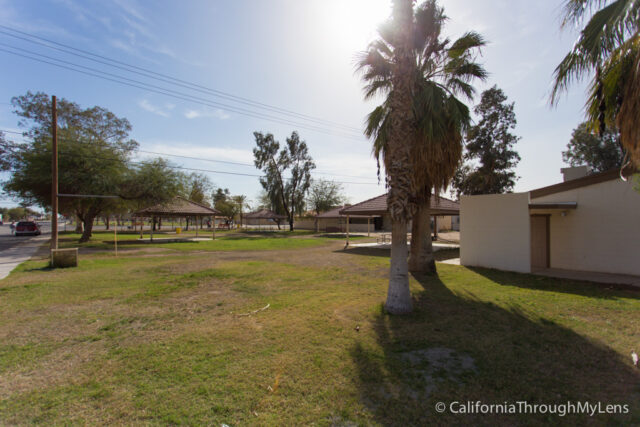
[532, 178, 640, 276]
[461, 193, 532, 273]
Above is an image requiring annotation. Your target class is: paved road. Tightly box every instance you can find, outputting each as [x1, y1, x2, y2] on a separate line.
[0, 222, 54, 280]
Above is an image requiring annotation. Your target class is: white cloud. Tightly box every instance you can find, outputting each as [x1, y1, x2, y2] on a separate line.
[112, 0, 149, 24]
[138, 99, 173, 117]
[314, 154, 380, 183]
[184, 108, 231, 120]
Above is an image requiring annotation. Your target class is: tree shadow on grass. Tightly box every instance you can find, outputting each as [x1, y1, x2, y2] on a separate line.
[336, 247, 459, 261]
[468, 266, 640, 301]
[315, 233, 370, 239]
[351, 272, 640, 425]
[11, 264, 53, 273]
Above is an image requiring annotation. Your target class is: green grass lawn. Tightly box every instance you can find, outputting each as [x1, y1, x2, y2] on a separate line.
[0, 236, 638, 425]
[56, 230, 364, 253]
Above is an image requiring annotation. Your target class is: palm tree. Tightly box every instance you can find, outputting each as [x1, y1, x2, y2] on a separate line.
[232, 195, 247, 228]
[361, 0, 418, 314]
[551, 0, 640, 166]
[359, 0, 486, 274]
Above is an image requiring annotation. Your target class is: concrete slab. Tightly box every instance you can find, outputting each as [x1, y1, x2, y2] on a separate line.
[439, 258, 461, 265]
[349, 242, 459, 252]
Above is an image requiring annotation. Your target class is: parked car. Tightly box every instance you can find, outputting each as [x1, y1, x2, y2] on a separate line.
[14, 221, 41, 236]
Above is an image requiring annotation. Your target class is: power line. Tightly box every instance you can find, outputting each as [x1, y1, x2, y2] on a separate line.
[0, 26, 362, 133]
[0, 44, 365, 141]
[131, 149, 375, 180]
[1, 128, 378, 181]
[54, 149, 380, 185]
[4, 131, 380, 185]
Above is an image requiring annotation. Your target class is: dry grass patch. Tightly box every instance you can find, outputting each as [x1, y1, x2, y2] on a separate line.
[0, 236, 638, 425]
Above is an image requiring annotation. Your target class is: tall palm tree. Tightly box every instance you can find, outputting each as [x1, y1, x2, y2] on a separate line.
[359, 0, 487, 274]
[232, 194, 247, 228]
[360, 0, 418, 314]
[552, 0, 640, 166]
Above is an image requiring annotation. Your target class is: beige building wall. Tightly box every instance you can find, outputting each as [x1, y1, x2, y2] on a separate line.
[294, 218, 374, 233]
[532, 179, 640, 276]
[460, 193, 532, 273]
[380, 214, 453, 232]
[293, 218, 317, 230]
[434, 215, 452, 231]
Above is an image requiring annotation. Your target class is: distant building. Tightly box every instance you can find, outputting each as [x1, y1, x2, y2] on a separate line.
[340, 194, 460, 236]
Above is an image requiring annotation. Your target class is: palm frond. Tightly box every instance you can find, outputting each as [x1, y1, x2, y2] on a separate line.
[448, 31, 487, 59]
[552, 0, 639, 103]
[359, 0, 485, 195]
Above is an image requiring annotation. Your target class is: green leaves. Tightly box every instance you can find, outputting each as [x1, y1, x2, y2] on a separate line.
[451, 86, 521, 198]
[306, 179, 345, 215]
[358, 0, 487, 194]
[551, 0, 640, 104]
[563, 122, 625, 172]
[253, 131, 316, 228]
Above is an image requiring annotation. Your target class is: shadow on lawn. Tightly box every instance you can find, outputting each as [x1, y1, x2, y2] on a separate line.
[469, 267, 640, 300]
[351, 273, 640, 425]
[337, 247, 460, 262]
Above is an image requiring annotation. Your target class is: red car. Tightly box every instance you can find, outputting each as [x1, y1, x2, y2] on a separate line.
[14, 221, 41, 236]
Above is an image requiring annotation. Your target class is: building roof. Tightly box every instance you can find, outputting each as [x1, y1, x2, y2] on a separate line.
[530, 167, 635, 199]
[135, 196, 220, 217]
[316, 205, 377, 219]
[244, 209, 287, 220]
[340, 194, 460, 216]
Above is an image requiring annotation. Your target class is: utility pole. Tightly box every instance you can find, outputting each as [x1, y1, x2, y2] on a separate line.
[51, 95, 58, 251]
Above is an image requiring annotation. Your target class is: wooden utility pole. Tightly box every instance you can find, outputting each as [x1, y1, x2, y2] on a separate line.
[51, 95, 58, 251]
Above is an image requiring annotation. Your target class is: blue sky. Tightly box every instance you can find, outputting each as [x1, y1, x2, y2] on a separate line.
[0, 0, 590, 209]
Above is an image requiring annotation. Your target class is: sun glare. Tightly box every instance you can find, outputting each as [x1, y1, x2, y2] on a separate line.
[320, 0, 391, 51]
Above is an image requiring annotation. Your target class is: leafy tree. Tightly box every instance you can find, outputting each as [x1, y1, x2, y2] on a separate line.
[4, 92, 137, 242]
[211, 188, 246, 227]
[121, 158, 187, 230]
[212, 187, 230, 206]
[359, 0, 486, 284]
[306, 179, 345, 215]
[0, 131, 14, 172]
[215, 200, 239, 223]
[0, 206, 39, 221]
[551, 0, 640, 166]
[253, 131, 315, 231]
[185, 173, 213, 206]
[123, 158, 186, 208]
[213, 187, 232, 218]
[563, 122, 624, 172]
[256, 190, 277, 211]
[451, 86, 521, 198]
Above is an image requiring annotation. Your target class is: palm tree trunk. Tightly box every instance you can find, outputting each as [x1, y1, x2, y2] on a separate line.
[386, 221, 412, 314]
[408, 201, 436, 273]
[384, 0, 417, 314]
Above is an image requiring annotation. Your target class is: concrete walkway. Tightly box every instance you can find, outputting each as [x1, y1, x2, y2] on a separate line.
[0, 233, 49, 280]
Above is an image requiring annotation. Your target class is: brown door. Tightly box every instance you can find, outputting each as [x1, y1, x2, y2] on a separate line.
[530, 215, 549, 269]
